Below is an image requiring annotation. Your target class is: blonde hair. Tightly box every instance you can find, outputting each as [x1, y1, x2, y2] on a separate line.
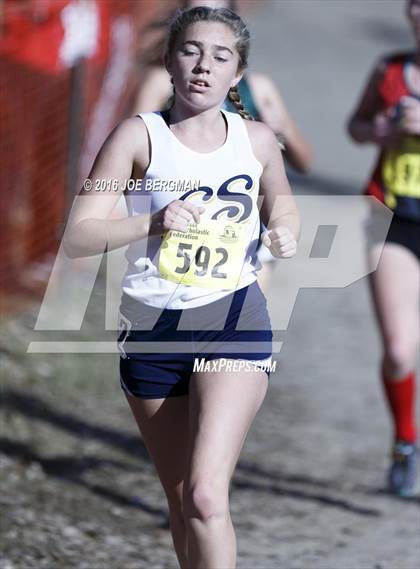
[226, 84, 254, 121]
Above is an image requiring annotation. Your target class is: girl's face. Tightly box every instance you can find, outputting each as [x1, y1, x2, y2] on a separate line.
[166, 21, 242, 111]
[407, 0, 420, 47]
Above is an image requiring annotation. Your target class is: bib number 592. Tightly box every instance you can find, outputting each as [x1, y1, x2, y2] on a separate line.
[174, 243, 227, 279]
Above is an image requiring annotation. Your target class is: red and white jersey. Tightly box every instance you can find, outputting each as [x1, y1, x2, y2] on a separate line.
[366, 52, 420, 221]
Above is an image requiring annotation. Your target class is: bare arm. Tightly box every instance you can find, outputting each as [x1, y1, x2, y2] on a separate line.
[347, 59, 403, 148]
[63, 118, 151, 258]
[248, 72, 312, 174]
[247, 121, 300, 258]
[63, 117, 204, 259]
[132, 66, 173, 113]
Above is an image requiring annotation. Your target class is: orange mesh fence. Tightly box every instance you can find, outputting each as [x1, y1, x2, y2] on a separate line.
[0, 0, 254, 315]
[0, 0, 163, 315]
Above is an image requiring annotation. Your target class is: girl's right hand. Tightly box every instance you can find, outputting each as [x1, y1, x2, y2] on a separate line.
[373, 110, 404, 148]
[149, 200, 205, 236]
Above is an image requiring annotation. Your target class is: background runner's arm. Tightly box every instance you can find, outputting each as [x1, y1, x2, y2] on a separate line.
[250, 122, 300, 241]
[248, 73, 312, 174]
[132, 66, 172, 113]
[347, 59, 401, 146]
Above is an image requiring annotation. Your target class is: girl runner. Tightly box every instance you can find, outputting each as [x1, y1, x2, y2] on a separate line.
[135, 0, 311, 293]
[348, 0, 420, 497]
[65, 6, 299, 567]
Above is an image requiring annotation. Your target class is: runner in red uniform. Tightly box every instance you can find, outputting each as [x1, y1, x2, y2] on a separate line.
[348, 0, 420, 497]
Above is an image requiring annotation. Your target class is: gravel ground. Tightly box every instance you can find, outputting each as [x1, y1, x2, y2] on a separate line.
[1, 269, 419, 568]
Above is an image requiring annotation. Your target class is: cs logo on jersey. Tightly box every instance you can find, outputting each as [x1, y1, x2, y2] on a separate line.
[180, 174, 255, 223]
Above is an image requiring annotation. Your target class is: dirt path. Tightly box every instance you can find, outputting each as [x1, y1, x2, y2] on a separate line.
[1, 272, 419, 568]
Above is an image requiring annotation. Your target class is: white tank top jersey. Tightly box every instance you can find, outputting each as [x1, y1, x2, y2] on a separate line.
[121, 108, 264, 309]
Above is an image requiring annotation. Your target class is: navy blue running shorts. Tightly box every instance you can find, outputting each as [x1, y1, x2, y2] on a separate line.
[117, 281, 273, 399]
[385, 216, 420, 260]
[365, 208, 420, 261]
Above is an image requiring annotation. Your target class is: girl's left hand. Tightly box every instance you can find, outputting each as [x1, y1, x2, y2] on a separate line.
[261, 226, 297, 258]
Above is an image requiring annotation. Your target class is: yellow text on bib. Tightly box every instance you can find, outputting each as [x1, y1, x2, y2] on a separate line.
[382, 136, 420, 209]
[158, 220, 245, 289]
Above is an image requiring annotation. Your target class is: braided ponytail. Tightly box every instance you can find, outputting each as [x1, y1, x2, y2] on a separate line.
[227, 85, 254, 121]
[228, 85, 285, 149]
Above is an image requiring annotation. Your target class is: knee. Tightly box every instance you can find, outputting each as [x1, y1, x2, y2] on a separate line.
[384, 338, 417, 377]
[183, 481, 229, 522]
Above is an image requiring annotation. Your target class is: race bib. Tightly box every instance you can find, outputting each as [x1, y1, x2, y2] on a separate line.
[158, 220, 245, 289]
[382, 137, 420, 209]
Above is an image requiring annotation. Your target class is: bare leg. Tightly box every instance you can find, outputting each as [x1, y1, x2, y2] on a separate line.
[368, 242, 419, 446]
[368, 243, 419, 380]
[183, 363, 268, 568]
[125, 393, 190, 568]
